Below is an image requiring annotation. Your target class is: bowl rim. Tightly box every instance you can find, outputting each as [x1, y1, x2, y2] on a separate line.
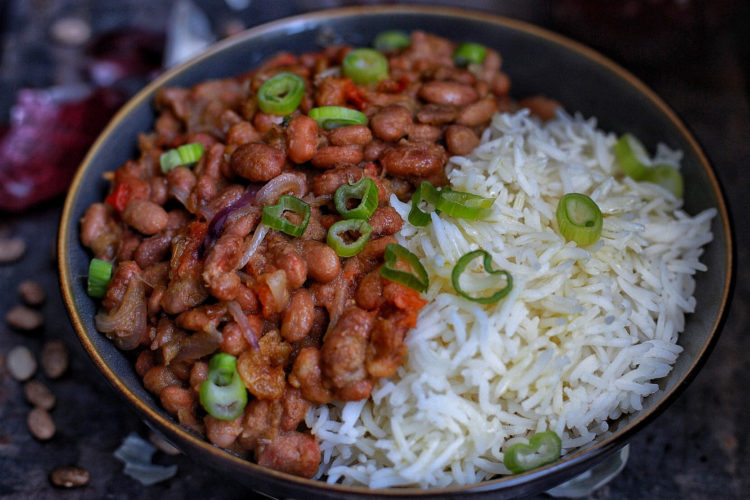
[58, 4, 735, 496]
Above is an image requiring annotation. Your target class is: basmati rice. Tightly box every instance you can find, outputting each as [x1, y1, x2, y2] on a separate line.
[306, 109, 716, 488]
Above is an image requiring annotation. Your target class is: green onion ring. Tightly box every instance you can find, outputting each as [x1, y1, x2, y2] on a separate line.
[379, 243, 429, 293]
[435, 187, 494, 220]
[257, 72, 306, 115]
[614, 133, 651, 181]
[644, 164, 684, 198]
[261, 195, 311, 237]
[373, 30, 411, 51]
[342, 48, 389, 85]
[199, 353, 248, 421]
[555, 193, 603, 246]
[87, 258, 113, 298]
[408, 181, 440, 226]
[160, 142, 205, 174]
[326, 219, 372, 257]
[503, 431, 562, 474]
[308, 106, 368, 130]
[451, 249, 512, 304]
[334, 177, 379, 220]
[452, 42, 487, 67]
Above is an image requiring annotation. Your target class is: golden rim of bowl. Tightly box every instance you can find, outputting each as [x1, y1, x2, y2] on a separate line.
[59, 4, 734, 496]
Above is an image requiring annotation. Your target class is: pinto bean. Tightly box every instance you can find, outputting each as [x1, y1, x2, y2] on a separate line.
[281, 289, 314, 342]
[416, 103, 458, 125]
[310, 145, 363, 169]
[519, 95, 561, 121]
[408, 123, 442, 143]
[135, 350, 155, 377]
[149, 177, 168, 206]
[253, 112, 284, 134]
[289, 347, 331, 404]
[166, 166, 197, 200]
[492, 71, 511, 96]
[363, 139, 391, 162]
[355, 270, 384, 310]
[227, 121, 261, 146]
[160, 386, 196, 416]
[328, 124, 372, 146]
[79, 203, 109, 248]
[311, 166, 362, 196]
[134, 231, 172, 269]
[122, 199, 169, 235]
[286, 115, 318, 164]
[445, 124, 480, 156]
[456, 96, 498, 127]
[49, 466, 89, 488]
[230, 143, 285, 182]
[237, 348, 285, 400]
[257, 431, 320, 479]
[274, 247, 307, 290]
[299, 240, 340, 283]
[24, 380, 56, 410]
[370, 105, 413, 142]
[369, 206, 403, 236]
[205, 414, 243, 448]
[280, 386, 309, 431]
[27, 408, 55, 440]
[380, 142, 447, 178]
[418, 81, 478, 106]
[143, 365, 182, 396]
[18, 280, 45, 306]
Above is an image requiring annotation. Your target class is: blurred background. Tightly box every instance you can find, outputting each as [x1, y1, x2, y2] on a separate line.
[0, 0, 748, 498]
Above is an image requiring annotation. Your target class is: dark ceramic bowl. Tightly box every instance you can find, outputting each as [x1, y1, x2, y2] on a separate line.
[59, 6, 734, 498]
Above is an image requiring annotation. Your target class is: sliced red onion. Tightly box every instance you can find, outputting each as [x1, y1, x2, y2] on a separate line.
[255, 172, 308, 206]
[227, 300, 259, 349]
[201, 184, 260, 255]
[239, 223, 269, 268]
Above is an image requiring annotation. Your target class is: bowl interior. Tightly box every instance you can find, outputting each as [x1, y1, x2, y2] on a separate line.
[59, 6, 733, 498]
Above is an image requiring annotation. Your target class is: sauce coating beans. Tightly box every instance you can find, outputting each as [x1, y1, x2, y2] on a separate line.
[80, 29, 557, 479]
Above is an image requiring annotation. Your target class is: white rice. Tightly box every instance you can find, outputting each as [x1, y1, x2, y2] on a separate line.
[306, 109, 716, 488]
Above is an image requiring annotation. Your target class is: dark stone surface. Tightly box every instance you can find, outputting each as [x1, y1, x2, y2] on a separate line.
[1, 1, 748, 499]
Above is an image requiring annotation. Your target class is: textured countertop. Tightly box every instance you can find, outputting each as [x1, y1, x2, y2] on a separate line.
[1, 1, 748, 498]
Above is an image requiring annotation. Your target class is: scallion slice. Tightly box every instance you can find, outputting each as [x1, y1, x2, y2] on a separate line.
[644, 164, 683, 198]
[308, 106, 368, 130]
[257, 72, 306, 115]
[199, 353, 247, 421]
[451, 249, 512, 304]
[379, 243, 428, 293]
[334, 177, 379, 220]
[435, 187, 494, 220]
[408, 181, 440, 226]
[160, 142, 205, 174]
[261, 195, 311, 237]
[556, 193, 603, 246]
[503, 431, 562, 474]
[326, 219, 372, 257]
[87, 258, 113, 298]
[342, 48, 389, 85]
[373, 30, 411, 51]
[614, 133, 651, 181]
[452, 42, 487, 67]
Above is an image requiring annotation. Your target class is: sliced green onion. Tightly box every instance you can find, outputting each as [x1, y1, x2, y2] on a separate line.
[453, 42, 487, 67]
[373, 30, 411, 51]
[326, 219, 372, 257]
[261, 195, 311, 237]
[257, 72, 306, 115]
[379, 243, 429, 293]
[87, 258, 113, 298]
[199, 353, 247, 421]
[342, 48, 389, 85]
[308, 106, 368, 130]
[408, 181, 440, 226]
[644, 164, 683, 198]
[435, 187, 495, 220]
[556, 193, 603, 246]
[614, 133, 651, 181]
[160, 142, 205, 174]
[334, 177, 379, 220]
[503, 431, 562, 474]
[451, 249, 512, 304]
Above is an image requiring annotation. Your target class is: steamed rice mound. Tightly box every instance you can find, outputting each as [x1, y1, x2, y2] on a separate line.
[306, 110, 716, 488]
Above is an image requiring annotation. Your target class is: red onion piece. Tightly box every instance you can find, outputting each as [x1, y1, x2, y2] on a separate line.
[201, 184, 260, 255]
[227, 300, 259, 349]
[255, 172, 308, 206]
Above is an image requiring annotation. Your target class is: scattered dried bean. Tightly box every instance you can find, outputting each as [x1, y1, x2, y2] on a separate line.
[18, 280, 46, 306]
[0, 237, 26, 263]
[27, 407, 55, 440]
[41, 340, 69, 379]
[6, 345, 37, 381]
[50, 466, 90, 488]
[23, 380, 56, 410]
[5, 305, 44, 331]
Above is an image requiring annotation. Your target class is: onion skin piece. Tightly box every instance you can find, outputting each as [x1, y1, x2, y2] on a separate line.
[95, 266, 148, 351]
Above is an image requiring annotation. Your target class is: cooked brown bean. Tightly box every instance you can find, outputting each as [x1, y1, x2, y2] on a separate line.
[18, 280, 45, 306]
[408, 124, 442, 143]
[363, 139, 391, 162]
[370, 105, 413, 142]
[23, 380, 56, 410]
[134, 231, 173, 269]
[231, 143, 285, 182]
[492, 72, 511, 96]
[79, 203, 109, 249]
[355, 270, 384, 310]
[41, 340, 69, 379]
[7, 345, 37, 381]
[27, 407, 55, 440]
[166, 166, 197, 200]
[281, 289, 314, 342]
[416, 103, 458, 125]
[149, 176, 169, 205]
[310, 145, 363, 169]
[143, 365, 182, 396]
[6, 305, 43, 331]
[445, 124, 480, 156]
[328, 124, 372, 146]
[456, 96, 498, 127]
[299, 240, 340, 283]
[49, 466, 90, 488]
[252, 111, 284, 134]
[418, 80, 478, 106]
[286, 115, 319, 164]
[189, 360, 209, 393]
[122, 199, 169, 235]
[205, 414, 243, 448]
[135, 350, 155, 377]
[274, 247, 307, 290]
[227, 120, 261, 146]
[519, 95, 561, 121]
[369, 206, 404, 236]
[160, 385, 196, 416]
[381, 142, 447, 178]
[257, 431, 320, 479]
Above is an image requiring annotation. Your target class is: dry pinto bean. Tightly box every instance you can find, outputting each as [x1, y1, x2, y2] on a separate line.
[0, 237, 26, 263]
[311, 145, 363, 169]
[24, 380, 56, 410]
[286, 115, 319, 164]
[6, 305, 44, 331]
[445, 124, 480, 156]
[41, 340, 69, 379]
[27, 407, 55, 440]
[418, 80, 478, 106]
[122, 199, 169, 235]
[49, 466, 90, 488]
[230, 142, 285, 181]
[18, 280, 46, 306]
[7, 345, 37, 381]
